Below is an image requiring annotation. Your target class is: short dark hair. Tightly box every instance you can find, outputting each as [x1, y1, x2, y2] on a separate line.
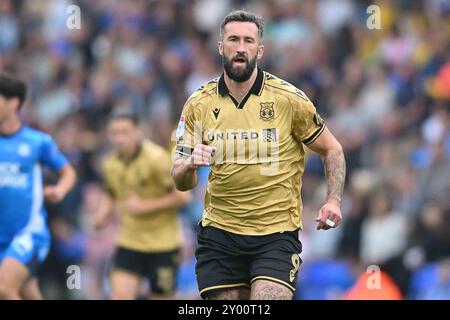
[108, 110, 140, 126]
[220, 10, 264, 40]
[0, 73, 27, 110]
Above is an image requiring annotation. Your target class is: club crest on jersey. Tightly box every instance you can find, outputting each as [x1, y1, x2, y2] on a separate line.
[18, 143, 31, 157]
[176, 115, 185, 139]
[260, 102, 275, 121]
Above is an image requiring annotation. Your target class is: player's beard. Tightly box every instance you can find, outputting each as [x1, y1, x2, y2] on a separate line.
[223, 53, 257, 82]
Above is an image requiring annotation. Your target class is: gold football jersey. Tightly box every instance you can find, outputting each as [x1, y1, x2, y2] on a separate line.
[175, 68, 325, 235]
[103, 140, 181, 252]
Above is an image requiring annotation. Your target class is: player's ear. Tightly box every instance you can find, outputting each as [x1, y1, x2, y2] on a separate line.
[218, 41, 224, 56]
[257, 44, 264, 60]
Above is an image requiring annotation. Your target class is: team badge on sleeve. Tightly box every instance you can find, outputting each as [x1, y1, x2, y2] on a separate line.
[176, 115, 185, 139]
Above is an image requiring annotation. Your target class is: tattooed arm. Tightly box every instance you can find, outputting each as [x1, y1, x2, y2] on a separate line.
[307, 127, 346, 230]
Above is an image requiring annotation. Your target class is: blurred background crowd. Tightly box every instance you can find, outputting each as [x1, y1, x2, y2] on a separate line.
[0, 0, 449, 299]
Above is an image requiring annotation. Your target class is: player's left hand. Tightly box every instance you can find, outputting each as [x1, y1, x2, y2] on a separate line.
[44, 185, 66, 203]
[316, 199, 342, 230]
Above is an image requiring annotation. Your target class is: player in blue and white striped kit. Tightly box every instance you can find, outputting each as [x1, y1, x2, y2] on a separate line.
[0, 74, 76, 299]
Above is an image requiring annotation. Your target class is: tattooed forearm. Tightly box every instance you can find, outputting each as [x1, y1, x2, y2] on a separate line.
[322, 149, 346, 203]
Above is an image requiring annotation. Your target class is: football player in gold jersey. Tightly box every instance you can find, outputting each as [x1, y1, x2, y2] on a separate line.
[94, 112, 190, 299]
[172, 10, 346, 300]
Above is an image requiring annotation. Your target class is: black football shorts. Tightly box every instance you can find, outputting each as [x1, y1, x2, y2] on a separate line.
[112, 246, 180, 296]
[195, 225, 303, 299]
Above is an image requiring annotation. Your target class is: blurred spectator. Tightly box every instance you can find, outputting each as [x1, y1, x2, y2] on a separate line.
[409, 259, 450, 299]
[360, 190, 408, 265]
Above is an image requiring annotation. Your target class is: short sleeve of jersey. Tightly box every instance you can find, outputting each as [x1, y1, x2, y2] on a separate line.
[40, 134, 68, 171]
[175, 100, 197, 157]
[291, 96, 325, 145]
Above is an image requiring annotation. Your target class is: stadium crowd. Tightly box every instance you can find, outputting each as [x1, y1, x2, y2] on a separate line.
[0, 0, 449, 299]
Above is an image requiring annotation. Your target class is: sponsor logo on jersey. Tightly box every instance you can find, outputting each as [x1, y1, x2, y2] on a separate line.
[18, 143, 31, 157]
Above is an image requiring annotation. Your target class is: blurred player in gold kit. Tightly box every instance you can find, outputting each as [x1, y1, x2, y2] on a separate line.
[95, 111, 190, 299]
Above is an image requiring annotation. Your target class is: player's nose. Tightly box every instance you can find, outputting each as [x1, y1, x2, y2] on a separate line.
[236, 40, 247, 53]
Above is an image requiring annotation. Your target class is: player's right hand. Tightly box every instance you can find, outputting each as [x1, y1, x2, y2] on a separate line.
[187, 144, 216, 169]
[316, 198, 342, 230]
